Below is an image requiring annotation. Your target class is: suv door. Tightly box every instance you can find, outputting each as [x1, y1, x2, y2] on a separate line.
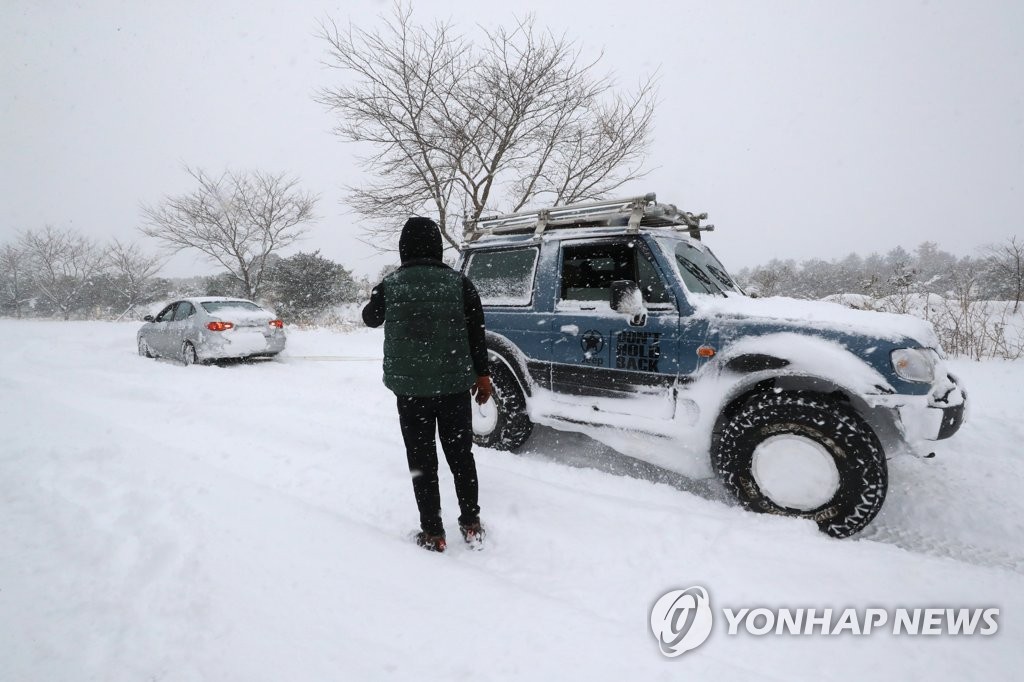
[549, 237, 680, 418]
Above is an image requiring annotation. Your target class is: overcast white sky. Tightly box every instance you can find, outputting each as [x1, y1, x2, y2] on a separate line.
[2, 0, 1021, 278]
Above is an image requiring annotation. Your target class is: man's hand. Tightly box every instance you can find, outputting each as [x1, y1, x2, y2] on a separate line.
[472, 375, 493, 405]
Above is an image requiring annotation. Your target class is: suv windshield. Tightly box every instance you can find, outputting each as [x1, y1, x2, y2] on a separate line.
[656, 237, 739, 295]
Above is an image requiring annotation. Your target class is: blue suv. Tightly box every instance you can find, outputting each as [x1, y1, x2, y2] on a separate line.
[458, 194, 966, 538]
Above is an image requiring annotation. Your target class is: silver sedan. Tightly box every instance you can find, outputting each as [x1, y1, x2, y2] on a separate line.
[137, 297, 286, 365]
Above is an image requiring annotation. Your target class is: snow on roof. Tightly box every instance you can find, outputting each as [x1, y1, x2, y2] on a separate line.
[187, 296, 257, 304]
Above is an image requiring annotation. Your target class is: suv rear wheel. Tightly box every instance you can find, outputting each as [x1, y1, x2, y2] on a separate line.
[713, 390, 887, 538]
[472, 363, 533, 451]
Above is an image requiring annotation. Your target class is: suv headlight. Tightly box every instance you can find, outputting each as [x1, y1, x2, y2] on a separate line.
[890, 348, 937, 383]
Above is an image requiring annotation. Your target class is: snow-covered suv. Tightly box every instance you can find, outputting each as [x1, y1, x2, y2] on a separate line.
[458, 194, 966, 538]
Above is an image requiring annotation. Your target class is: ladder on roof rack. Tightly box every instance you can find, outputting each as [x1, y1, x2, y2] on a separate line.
[462, 193, 715, 242]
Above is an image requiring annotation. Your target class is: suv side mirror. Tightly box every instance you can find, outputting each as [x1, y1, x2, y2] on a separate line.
[610, 280, 647, 326]
[143, 314, 154, 322]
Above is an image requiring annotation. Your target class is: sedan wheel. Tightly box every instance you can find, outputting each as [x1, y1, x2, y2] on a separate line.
[182, 341, 200, 366]
[138, 338, 154, 358]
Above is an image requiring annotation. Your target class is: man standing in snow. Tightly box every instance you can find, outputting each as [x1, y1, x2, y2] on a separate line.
[361, 216, 492, 553]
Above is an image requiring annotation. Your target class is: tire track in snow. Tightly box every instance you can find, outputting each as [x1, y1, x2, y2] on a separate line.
[521, 428, 1024, 575]
[860, 524, 1024, 574]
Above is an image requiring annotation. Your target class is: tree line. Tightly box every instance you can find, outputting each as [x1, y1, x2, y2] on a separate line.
[0, 225, 363, 324]
[0, 165, 374, 323]
[733, 239, 1023, 310]
[733, 238, 1024, 359]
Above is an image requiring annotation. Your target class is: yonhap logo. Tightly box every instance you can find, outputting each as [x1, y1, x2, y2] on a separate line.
[649, 584, 1000, 659]
[649, 586, 714, 657]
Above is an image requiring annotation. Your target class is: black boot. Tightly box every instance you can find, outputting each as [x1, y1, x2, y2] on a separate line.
[415, 531, 447, 553]
[459, 521, 485, 550]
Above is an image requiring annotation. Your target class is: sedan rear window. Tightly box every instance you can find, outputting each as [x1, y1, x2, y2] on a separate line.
[201, 300, 263, 313]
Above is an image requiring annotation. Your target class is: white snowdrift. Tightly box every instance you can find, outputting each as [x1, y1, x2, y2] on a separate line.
[1, 320, 1022, 681]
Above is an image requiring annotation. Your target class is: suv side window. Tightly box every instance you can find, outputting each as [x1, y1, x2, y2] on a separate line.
[559, 241, 674, 307]
[560, 243, 631, 303]
[173, 302, 195, 321]
[465, 247, 538, 306]
[155, 303, 178, 322]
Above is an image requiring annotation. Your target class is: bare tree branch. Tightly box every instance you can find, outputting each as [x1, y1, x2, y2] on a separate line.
[984, 236, 1024, 313]
[20, 226, 105, 320]
[105, 238, 164, 317]
[0, 242, 34, 318]
[139, 168, 317, 299]
[316, 3, 657, 252]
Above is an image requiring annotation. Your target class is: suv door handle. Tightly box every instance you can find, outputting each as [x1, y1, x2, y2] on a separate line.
[560, 325, 579, 336]
[629, 313, 648, 327]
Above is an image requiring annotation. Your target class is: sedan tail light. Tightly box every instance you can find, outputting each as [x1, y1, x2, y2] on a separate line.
[207, 321, 234, 331]
[269, 319, 284, 329]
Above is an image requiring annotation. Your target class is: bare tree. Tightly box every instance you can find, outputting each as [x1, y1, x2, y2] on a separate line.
[105, 239, 164, 319]
[984, 236, 1024, 312]
[0, 242, 34, 318]
[140, 168, 317, 299]
[20, 226, 105, 320]
[745, 259, 795, 297]
[317, 4, 656, 250]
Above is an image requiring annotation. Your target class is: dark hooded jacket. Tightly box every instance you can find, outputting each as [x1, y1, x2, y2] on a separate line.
[362, 218, 489, 396]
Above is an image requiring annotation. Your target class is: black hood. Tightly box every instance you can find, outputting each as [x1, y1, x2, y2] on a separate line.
[398, 217, 443, 263]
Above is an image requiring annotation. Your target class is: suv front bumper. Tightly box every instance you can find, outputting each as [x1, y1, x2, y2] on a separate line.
[869, 374, 966, 442]
[935, 400, 966, 439]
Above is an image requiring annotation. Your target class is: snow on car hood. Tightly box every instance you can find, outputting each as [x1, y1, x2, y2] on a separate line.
[689, 293, 941, 348]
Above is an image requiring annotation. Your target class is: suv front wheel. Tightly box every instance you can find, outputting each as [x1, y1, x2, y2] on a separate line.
[472, 363, 533, 451]
[713, 390, 887, 538]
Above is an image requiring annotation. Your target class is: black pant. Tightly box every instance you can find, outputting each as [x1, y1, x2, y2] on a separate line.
[396, 391, 480, 536]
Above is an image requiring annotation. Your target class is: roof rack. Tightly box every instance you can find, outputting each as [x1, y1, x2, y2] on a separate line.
[462, 193, 715, 242]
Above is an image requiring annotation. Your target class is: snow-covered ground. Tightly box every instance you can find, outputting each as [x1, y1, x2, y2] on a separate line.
[2, 320, 1023, 681]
